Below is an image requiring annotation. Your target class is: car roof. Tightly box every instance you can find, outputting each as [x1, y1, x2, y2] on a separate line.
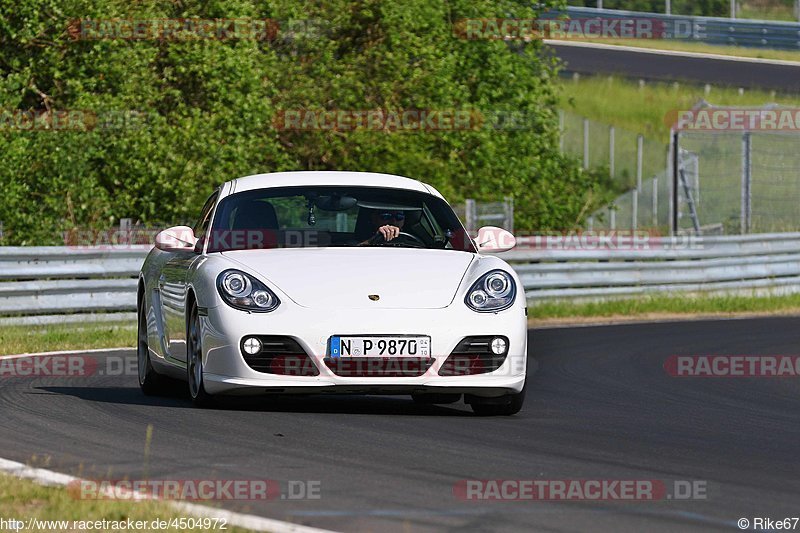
[227, 171, 441, 198]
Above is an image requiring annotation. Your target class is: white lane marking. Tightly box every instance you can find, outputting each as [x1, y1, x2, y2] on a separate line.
[544, 39, 800, 67]
[0, 457, 337, 533]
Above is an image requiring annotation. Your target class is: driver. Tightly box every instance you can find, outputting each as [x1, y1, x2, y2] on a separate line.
[361, 210, 405, 244]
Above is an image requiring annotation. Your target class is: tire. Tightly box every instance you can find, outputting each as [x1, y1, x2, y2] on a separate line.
[468, 384, 526, 416]
[187, 303, 214, 407]
[411, 393, 461, 405]
[137, 302, 168, 395]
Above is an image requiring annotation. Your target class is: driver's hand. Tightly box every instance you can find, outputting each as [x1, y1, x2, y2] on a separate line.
[378, 225, 400, 242]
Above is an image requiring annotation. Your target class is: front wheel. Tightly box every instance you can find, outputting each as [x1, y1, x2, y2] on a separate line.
[467, 384, 526, 416]
[138, 303, 167, 395]
[187, 304, 214, 407]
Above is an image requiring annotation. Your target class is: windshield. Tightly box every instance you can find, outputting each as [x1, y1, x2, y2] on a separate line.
[206, 186, 475, 253]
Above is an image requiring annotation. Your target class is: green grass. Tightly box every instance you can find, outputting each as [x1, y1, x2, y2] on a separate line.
[559, 75, 800, 141]
[738, 0, 797, 21]
[0, 321, 135, 356]
[559, 38, 800, 62]
[529, 293, 800, 319]
[0, 472, 253, 532]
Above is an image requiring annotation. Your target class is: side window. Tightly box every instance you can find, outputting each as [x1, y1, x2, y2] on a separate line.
[193, 191, 219, 250]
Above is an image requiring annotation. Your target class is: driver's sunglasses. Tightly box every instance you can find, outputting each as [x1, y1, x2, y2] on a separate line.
[379, 212, 405, 221]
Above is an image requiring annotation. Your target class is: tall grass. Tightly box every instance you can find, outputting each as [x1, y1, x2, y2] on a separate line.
[558, 75, 800, 141]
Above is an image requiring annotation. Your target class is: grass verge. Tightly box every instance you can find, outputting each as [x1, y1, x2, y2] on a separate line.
[558, 74, 800, 140]
[0, 471, 252, 532]
[0, 322, 135, 356]
[529, 293, 800, 324]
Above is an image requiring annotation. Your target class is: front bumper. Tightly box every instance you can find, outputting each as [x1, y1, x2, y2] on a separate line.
[200, 302, 528, 396]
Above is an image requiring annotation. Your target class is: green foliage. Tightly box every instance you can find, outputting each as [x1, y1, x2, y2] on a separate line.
[0, 0, 606, 244]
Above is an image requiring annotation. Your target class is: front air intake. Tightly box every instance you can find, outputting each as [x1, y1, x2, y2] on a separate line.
[240, 336, 319, 376]
[438, 336, 508, 376]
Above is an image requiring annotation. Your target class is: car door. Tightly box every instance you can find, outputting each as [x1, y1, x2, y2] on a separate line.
[160, 191, 218, 364]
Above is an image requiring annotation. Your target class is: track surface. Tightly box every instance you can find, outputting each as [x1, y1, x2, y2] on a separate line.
[1, 318, 799, 532]
[549, 42, 800, 91]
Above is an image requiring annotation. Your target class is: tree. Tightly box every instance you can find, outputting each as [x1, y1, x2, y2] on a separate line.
[0, 0, 606, 244]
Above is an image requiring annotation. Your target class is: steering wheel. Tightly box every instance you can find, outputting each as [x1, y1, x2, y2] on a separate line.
[372, 231, 426, 247]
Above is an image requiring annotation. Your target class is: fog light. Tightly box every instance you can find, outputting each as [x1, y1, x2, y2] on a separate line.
[490, 337, 507, 355]
[242, 336, 262, 355]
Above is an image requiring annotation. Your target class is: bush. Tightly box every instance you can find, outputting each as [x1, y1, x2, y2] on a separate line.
[0, 0, 608, 244]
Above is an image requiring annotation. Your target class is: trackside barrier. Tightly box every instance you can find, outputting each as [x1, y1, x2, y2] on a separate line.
[553, 7, 800, 50]
[507, 232, 800, 301]
[0, 246, 150, 324]
[1, 233, 799, 323]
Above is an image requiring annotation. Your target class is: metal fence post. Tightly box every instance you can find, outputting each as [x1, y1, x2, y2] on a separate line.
[609, 125, 615, 179]
[666, 0, 671, 15]
[633, 134, 643, 230]
[503, 196, 514, 233]
[670, 130, 679, 235]
[465, 199, 477, 234]
[583, 118, 589, 169]
[652, 176, 659, 227]
[741, 132, 752, 234]
[119, 218, 132, 245]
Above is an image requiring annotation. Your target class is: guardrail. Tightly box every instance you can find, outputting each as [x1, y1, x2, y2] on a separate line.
[0, 247, 149, 324]
[554, 7, 800, 50]
[509, 232, 800, 301]
[1, 234, 799, 323]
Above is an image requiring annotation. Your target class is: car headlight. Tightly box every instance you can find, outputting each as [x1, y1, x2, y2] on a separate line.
[217, 270, 280, 312]
[465, 269, 516, 312]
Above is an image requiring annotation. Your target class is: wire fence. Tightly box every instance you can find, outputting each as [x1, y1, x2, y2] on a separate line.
[452, 198, 514, 234]
[559, 110, 671, 231]
[675, 129, 800, 235]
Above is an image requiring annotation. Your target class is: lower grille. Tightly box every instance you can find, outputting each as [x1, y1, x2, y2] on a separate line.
[438, 336, 508, 376]
[241, 336, 319, 376]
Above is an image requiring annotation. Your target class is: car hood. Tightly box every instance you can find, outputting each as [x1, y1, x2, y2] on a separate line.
[220, 248, 475, 309]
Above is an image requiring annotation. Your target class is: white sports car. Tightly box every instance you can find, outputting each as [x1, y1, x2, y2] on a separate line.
[137, 171, 527, 415]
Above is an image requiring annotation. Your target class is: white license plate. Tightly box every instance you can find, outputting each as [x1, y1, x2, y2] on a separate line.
[330, 336, 430, 357]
